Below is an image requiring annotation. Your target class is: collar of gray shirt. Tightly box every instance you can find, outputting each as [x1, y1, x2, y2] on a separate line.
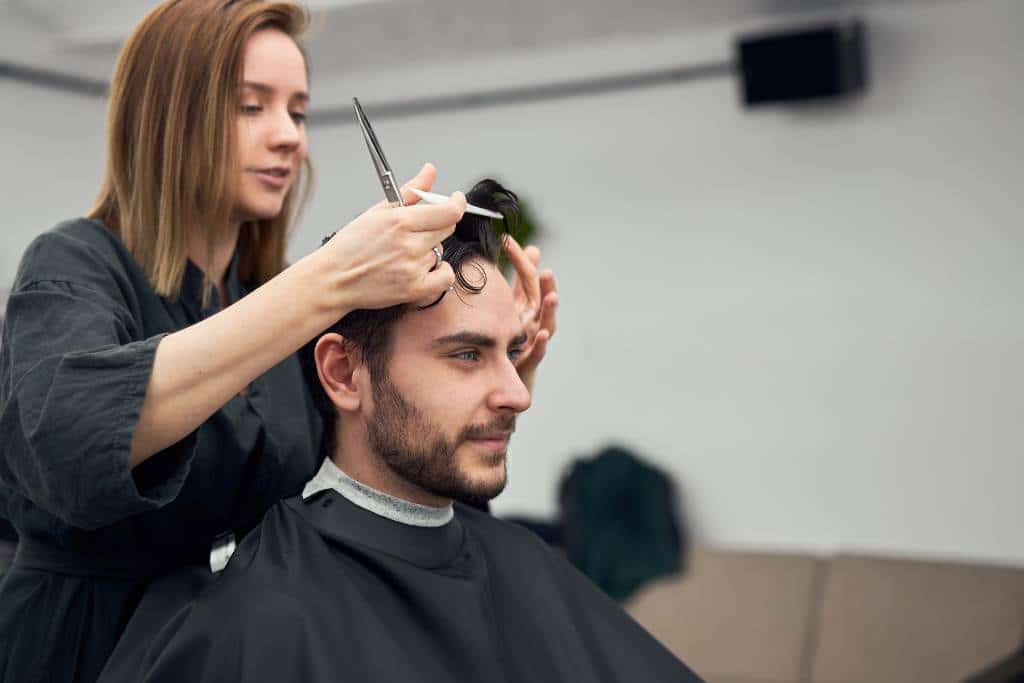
[302, 457, 454, 528]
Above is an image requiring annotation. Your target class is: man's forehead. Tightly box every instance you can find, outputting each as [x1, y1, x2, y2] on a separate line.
[398, 262, 521, 345]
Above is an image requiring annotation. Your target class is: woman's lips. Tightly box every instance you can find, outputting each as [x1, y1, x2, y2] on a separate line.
[251, 170, 289, 190]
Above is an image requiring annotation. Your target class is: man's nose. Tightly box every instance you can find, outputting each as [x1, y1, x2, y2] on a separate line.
[489, 360, 532, 414]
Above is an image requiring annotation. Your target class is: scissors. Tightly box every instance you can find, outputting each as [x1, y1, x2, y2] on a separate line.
[353, 97, 503, 219]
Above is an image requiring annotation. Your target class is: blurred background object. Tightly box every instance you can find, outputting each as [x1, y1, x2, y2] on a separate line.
[506, 444, 689, 602]
[627, 545, 1024, 683]
[559, 445, 687, 602]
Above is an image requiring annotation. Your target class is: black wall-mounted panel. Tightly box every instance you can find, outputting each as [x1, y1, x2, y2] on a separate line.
[738, 21, 867, 106]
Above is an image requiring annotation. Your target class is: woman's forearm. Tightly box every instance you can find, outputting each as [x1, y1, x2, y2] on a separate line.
[129, 250, 352, 467]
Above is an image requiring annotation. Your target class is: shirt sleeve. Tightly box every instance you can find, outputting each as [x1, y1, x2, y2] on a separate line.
[0, 279, 195, 530]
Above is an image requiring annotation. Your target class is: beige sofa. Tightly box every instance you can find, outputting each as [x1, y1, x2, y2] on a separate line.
[626, 546, 1024, 683]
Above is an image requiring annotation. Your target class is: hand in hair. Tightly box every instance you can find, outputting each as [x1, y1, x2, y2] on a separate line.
[503, 235, 559, 393]
[318, 163, 465, 311]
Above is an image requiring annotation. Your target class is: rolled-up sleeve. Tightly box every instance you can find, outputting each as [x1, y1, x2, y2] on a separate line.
[0, 280, 195, 530]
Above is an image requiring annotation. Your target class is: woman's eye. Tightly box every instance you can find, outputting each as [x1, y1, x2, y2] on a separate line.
[241, 104, 262, 114]
[290, 112, 307, 124]
[452, 350, 480, 362]
[508, 348, 525, 362]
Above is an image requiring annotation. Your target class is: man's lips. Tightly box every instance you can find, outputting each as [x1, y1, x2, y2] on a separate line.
[466, 432, 512, 451]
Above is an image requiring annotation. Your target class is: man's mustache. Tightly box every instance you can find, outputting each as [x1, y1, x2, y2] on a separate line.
[460, 414, 517, 441]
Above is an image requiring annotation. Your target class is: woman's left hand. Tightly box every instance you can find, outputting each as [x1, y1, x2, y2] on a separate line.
[503, 235, 559, 393]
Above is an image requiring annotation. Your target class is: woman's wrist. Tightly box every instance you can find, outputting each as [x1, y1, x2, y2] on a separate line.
[287, 247, 357, 328]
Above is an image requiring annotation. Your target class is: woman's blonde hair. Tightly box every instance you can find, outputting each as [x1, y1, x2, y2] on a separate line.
[89, 0, 312, 299]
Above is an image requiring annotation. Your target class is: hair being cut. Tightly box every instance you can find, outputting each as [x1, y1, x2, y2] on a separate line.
[301, 179, 520, 455]
[88, 0, 313, 299]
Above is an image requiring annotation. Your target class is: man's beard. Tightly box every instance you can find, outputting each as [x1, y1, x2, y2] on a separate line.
[365, 372, 515, 508]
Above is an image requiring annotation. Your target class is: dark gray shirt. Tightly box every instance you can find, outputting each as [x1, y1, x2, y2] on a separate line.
[0, 218, 323, 683]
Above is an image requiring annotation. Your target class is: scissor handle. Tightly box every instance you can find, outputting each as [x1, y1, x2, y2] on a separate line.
[379, 170, 403, 206]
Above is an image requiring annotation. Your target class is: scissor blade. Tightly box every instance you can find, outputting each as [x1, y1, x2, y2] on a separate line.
[353, 97, 403, 205]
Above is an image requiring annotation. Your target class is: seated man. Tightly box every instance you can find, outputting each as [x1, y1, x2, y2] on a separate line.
[100, 180, 703, 683]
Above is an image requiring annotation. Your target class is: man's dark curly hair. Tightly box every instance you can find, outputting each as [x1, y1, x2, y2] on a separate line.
[300, 178, 521, 455]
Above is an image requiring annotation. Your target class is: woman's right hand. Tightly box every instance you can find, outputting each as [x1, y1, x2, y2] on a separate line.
[318, 163, 466, 313]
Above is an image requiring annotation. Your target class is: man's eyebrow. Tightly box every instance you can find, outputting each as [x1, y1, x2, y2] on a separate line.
[431, 330, 528, 350]
[432, 332, 497, 349]
[241, 80, 310, 102]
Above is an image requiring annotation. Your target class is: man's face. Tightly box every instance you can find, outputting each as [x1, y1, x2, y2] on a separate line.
[362, 260, 532, 506]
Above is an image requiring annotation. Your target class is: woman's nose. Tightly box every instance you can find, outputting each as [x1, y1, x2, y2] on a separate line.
[269, 109, 302, 149]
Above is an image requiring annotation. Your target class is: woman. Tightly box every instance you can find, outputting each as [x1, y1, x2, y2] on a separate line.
[0, 2, 557, 682]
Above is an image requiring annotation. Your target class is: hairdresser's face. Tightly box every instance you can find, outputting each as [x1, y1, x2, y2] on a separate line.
[364, 261, 532, 507]
[233, 28, 309, 223]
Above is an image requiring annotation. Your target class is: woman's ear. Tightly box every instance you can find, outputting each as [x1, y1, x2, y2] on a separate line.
[314, 333, 363, 412]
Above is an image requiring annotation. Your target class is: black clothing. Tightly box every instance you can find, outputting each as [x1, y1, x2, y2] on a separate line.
[966, 645, 1024, 683]
[100, 490, 703, 682]
[0, 219, 322, 683]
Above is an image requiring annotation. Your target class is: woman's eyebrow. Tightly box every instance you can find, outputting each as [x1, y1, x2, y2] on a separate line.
[241, 81, 309, 102]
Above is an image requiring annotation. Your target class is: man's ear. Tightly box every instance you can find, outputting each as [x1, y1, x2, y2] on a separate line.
[314, 333, 364, 413]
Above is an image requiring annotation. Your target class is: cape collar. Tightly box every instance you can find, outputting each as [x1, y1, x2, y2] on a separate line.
[303, 457, 454, 527]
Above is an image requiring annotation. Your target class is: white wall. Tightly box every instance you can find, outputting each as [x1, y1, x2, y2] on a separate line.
[1, 82, 107, 287]
[2, 0, 1022, 564]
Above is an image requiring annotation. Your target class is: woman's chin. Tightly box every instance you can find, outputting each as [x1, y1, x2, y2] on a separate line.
[232, 202, 285, 224]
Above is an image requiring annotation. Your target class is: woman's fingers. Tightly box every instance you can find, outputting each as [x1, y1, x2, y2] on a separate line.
[515, 329, 549, 393]
[512, 245, 543, 317]
[504, 235, 542, 320]
[394, 191, 466, 235]
[511, 266, 558, 391]
[322, 176, 471, 313]
[538, 270, 558, 336]
[538, 291, 559, 338]
[422, 243, 445, 273]
[414, 261, 456, 304]
[366, 162, 437, 211]
[399, 162, 436, 205]
[530, 329, 550, 365]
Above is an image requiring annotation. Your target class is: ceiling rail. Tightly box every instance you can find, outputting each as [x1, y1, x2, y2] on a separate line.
[1, 58, 736, 124]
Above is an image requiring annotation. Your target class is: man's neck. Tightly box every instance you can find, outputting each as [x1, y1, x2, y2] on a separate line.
[333, 429, 453, 509]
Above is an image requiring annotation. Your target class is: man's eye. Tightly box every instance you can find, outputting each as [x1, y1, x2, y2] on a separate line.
[452, 350, 480, 362]
[290, 112, 307, 124]
[508, 348, 525, 362]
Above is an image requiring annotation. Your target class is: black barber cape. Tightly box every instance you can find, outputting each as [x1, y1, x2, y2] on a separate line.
[100, 490, 703, 682]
